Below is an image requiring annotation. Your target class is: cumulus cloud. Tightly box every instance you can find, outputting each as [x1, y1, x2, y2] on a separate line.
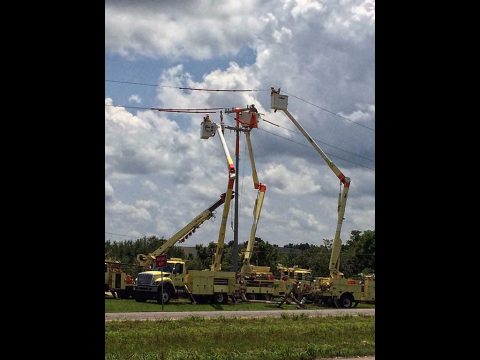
[339, 104, 375, 124]
[105, 0, 265, 60]
[263, 161, 321, 195]
[143, 180, 158, 192]
[128, 94, 142, 104]
[108, 201, 152, 221]
[105, 180, 114, 202]
[135, 200, 160, 211]
[288, 207, 327, 232]
[105, 0, 375, 245]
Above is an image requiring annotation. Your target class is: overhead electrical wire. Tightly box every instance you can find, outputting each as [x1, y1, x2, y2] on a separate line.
[178, 87, 267, 92]
[224, 113, 374, 171]
[105, 231, 148, 240]
[105, 79, 374, 132]
[105, 79, 268, 92]
[105, 84, 374, 170]
[281, 90, 375, 132]
[261, 118, 374, 164]
[105, 103, 220, 113]
[258, 127, 375, 171]
[106, 105, 374, 170]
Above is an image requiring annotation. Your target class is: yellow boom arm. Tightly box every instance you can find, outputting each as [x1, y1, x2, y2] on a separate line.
[271, 88, 350, 279]
[136, 193, 227, 268]
[240, 130, 267, 275]
[211, 122, 236, 271]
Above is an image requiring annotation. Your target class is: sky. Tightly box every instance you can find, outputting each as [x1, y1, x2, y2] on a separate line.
[105, 0, 375, 248]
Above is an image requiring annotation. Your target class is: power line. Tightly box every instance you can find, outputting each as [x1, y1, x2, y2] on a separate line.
[106, 79, 374, 131]
[179, 87, 267, 92]
[225, 112, 374, 170]
[106, 79, 171, 88]
[105, 104, 220, 113]
[105, 231, 148, 240]
[258, 127, 375, 171]
[105, 104, 153, 111]
[282, 91, 375, 132]
[261, 118, 374, 163]
[107, 103, 374, 170]
[106, 79, 268, 92]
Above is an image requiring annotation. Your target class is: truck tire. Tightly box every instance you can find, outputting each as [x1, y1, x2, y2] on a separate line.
[213, 292, 228, 304]
[339, 293, 354, 308]
[157, 286, 172, 304]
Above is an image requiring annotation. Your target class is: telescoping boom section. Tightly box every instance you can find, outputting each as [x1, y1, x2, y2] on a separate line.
[240, 128, 267, 275]
[136, 192, 228, 268]
[270, 88, 350, 279]
[200, 115, 236, 271]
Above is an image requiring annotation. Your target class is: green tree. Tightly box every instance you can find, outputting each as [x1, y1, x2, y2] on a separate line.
[342, 230, 375, 276]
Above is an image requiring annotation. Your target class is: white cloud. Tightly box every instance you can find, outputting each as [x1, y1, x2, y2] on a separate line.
[105, 98, 151, 130]
[273, 26, 293, 43]
[339, 103, 375, 124]
[105, 180, 114, 202]
[288, 0, 324, 19]
[105, 0, 375, 246]
[288, 207, 327, 232]
[143, 180, 158, 192]
[107, 201, 152, 222]
[135, 200, 160, 210]
[128, 94, 142, 104]
[263, 161, 321, 195]
[105, 0, 266, 60]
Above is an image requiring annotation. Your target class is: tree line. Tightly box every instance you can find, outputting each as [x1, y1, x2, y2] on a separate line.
[105, 229, 375, 278]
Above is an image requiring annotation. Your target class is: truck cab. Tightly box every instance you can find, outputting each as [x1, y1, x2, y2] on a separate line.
[133, 258, 187, 304]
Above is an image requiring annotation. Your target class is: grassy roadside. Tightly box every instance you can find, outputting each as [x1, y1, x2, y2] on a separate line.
[105, 315, 375, 360]
[105, 298, 375, 312]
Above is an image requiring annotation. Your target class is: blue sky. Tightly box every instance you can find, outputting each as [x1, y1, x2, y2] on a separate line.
[105, 0, 375, 246]
[105, 47, 257, 108]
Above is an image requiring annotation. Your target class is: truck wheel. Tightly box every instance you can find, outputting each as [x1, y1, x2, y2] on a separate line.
[339, 293, 354, 308]
[157, 288, 171, 304]
[213, 292, 227, 304]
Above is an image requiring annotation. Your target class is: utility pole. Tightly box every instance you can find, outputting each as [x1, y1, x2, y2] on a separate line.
[224, 106, 254, 272]
[232, 118, 240, 272]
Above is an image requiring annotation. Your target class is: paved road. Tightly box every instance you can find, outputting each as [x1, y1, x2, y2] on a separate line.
[105, 308, 374, 321]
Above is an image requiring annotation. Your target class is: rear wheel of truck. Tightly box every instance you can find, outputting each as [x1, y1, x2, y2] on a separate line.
[213, 292, 228, 304]
[338, 293, 354, 308]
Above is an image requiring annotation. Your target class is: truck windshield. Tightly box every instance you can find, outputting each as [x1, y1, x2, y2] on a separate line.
[154, 263, 175, 273]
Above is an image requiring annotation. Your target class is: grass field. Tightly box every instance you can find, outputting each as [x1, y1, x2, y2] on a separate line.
[105, 314, 375, 360]
[105, 298, 375, 313]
